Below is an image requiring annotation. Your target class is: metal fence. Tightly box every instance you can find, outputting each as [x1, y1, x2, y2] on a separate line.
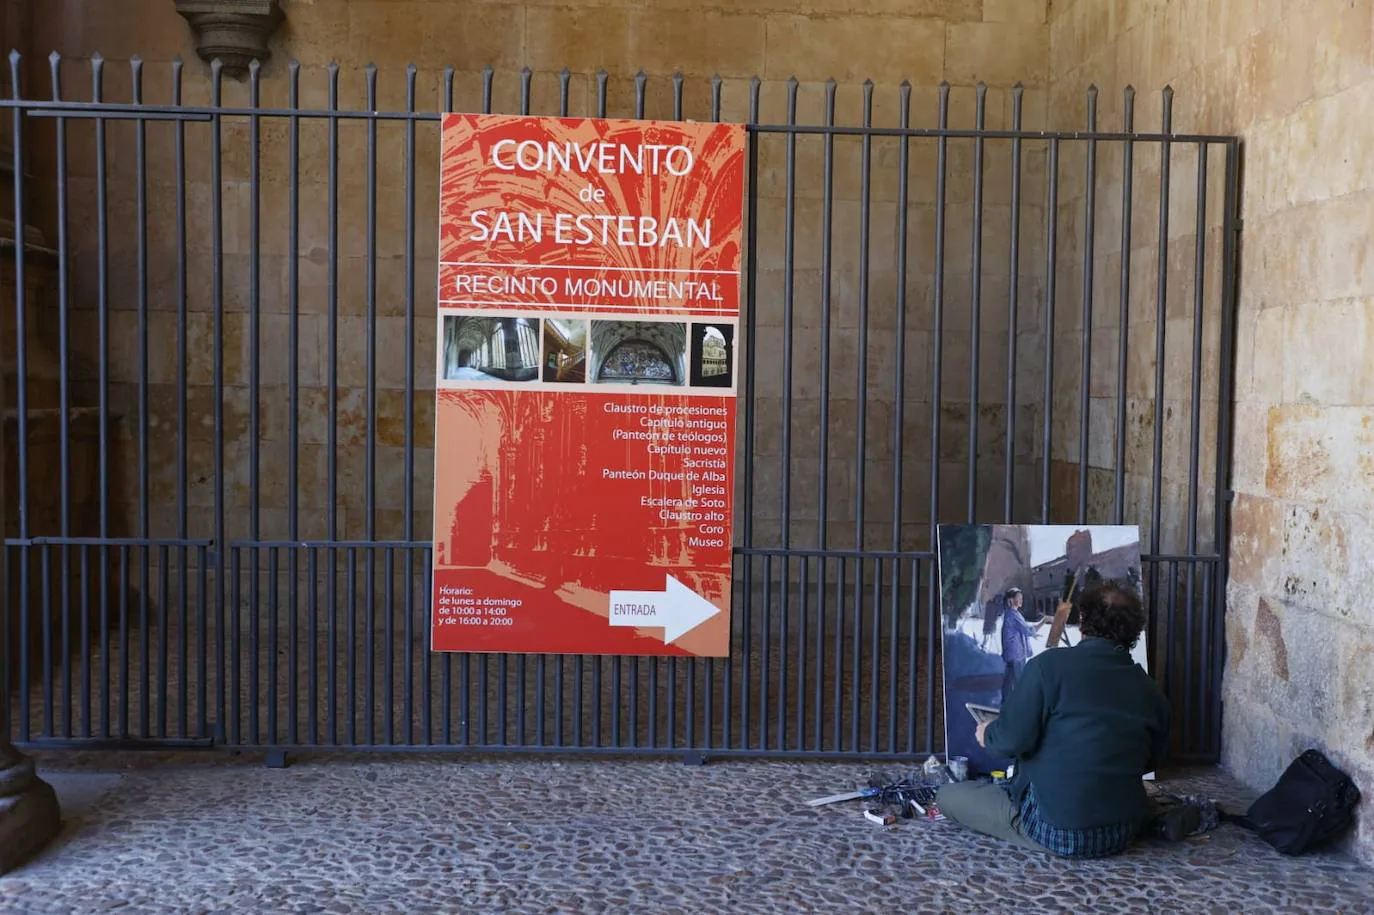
[2, 55, 1241, 764]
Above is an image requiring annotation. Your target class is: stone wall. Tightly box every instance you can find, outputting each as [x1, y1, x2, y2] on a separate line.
[1048, 0, 1374, 865]
[17, 0, 1053, 559]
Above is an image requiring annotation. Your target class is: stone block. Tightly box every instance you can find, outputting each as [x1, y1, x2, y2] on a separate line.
[414, 4, 527, 71]
[1228, 400, 1267, 495]
[1280, 503, 1374, 627]
[629, 10, 768, 78]
[946, 21, 1049, 86]
[1336, 631, 1374, 756]
[525, 7, 635, 76]
[763, 16, 946, 85]
[1241, 304, 1285, 404]
[1266, 404, 1374, 513]
[1300, 0, 1374, 99]
[1253, 601, 1352, 735]
[1287, 80, 1374, 208]
[983, 0, 1047, 24]
[1228, 492, 1284, 594]
[1282, 298, 1374, 407]
[1219, 692, 1296, 792]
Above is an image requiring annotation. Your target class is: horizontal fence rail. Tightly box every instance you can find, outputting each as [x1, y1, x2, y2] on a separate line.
[2, 56, 1240, 764]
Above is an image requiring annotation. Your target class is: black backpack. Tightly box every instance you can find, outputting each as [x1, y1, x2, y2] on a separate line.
[1222, 749, 1361, 855]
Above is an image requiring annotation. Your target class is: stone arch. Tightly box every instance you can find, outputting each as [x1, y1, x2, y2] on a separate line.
[589, 321, 687, 385]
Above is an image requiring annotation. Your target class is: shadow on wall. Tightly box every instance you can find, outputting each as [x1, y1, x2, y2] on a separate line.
[3, 232, 149, 693]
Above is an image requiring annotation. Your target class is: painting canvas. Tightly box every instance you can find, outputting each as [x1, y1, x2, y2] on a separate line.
[937, 524, 1151, 776]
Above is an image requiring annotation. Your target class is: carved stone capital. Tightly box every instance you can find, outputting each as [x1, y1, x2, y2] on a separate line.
[175, 0, 285, 77]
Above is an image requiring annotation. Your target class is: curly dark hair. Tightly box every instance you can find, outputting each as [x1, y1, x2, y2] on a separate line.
[1076, 583, 1146, 651]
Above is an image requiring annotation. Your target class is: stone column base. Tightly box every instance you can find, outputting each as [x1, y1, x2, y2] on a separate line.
[0, 750, 61, 875]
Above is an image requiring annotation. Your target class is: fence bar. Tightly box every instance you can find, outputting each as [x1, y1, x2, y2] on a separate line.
[1166, 560, 1180, 747]
[287, 60, 301, 746]
[702, 71, 724, 753]
[0, 96, 1237, 142]
[1040, 137, 1060, 522]
[761, 554, 771, 749]
[198, 547, 208, 737]
[907, 559, 920, 754]
[364, 67, 379, 748]
[45, 55, 72, 740]
[814, 77, 837, 753]
[1183, 142, 1209, 750]
[1115, 88, 1136, 523]
[1004, 85, 1024, 521]
[834, 559, 846, 751]
[269, 549, 279, 742]
[889, 80, 912, 753]
[1212, 138, 1243, 755]
[441, 65, 455, 748]
[308, 548, 318, 744]
[248, 62, 263, 748]
[385, 549, 395, 744]
[1077, 87, 1099, 522]
[778, 75, 798, 754]
[172, 58, 193, 739]
[1150, 89, 1174, 696]
[405, 64, 419, 747]
[968, 83, 986, 521]
[206, 59, 226, 741]
[158, 544, 168, 737]
[230, 547, 240, 744]
[347, 548, 357, 745]
[8, 59, 27, 643]
[325, 64, 341, 746]
[927, 83, 951, 751]
[519, 67, 533, 750]
[740, 75, 761, 749]
[90, 56, 112, 742]
[82, 545, 92, 738]
[130, 58, 153, 741]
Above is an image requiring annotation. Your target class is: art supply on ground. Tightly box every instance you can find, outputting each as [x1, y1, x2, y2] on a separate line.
[991, 770, 1009, 786]
[947, 756, 969, 783]
[806, 789, 879, 807]
[808, 774, 949, 827]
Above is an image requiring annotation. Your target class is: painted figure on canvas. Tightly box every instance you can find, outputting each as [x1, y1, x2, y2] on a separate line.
[937, 524, 1151, 776]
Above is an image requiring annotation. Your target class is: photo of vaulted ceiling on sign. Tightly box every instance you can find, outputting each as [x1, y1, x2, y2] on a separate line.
[589, 321, 687, 387]
[690, 323, 734, 388]
[441, 315, 541, 383]
[542, 319, 588, 384]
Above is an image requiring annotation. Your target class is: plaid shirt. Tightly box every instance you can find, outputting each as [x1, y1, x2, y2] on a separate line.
[1017, 783, 1141, 858]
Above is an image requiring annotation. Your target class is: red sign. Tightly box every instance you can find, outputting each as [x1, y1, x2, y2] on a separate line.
[431, 114, 745, 657]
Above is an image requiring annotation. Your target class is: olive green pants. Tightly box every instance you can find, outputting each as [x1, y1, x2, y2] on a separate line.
[935, 781, 1045, 851]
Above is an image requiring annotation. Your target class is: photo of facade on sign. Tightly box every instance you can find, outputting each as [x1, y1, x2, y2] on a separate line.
[430, 113, 746, 657]
[690, 323, 735, 388]
[937, 524, 1150, 775]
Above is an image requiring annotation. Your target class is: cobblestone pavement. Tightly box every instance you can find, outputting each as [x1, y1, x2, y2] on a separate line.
[2, 754, 1372, 914]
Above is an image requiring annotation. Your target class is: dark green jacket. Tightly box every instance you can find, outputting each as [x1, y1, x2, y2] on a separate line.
[983, 637, 1170, 829]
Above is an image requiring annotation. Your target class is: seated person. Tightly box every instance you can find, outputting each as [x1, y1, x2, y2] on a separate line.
[937, 583, 1194, 857]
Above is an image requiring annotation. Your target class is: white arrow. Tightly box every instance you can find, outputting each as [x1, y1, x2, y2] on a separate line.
[609, 575, 721, 644]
